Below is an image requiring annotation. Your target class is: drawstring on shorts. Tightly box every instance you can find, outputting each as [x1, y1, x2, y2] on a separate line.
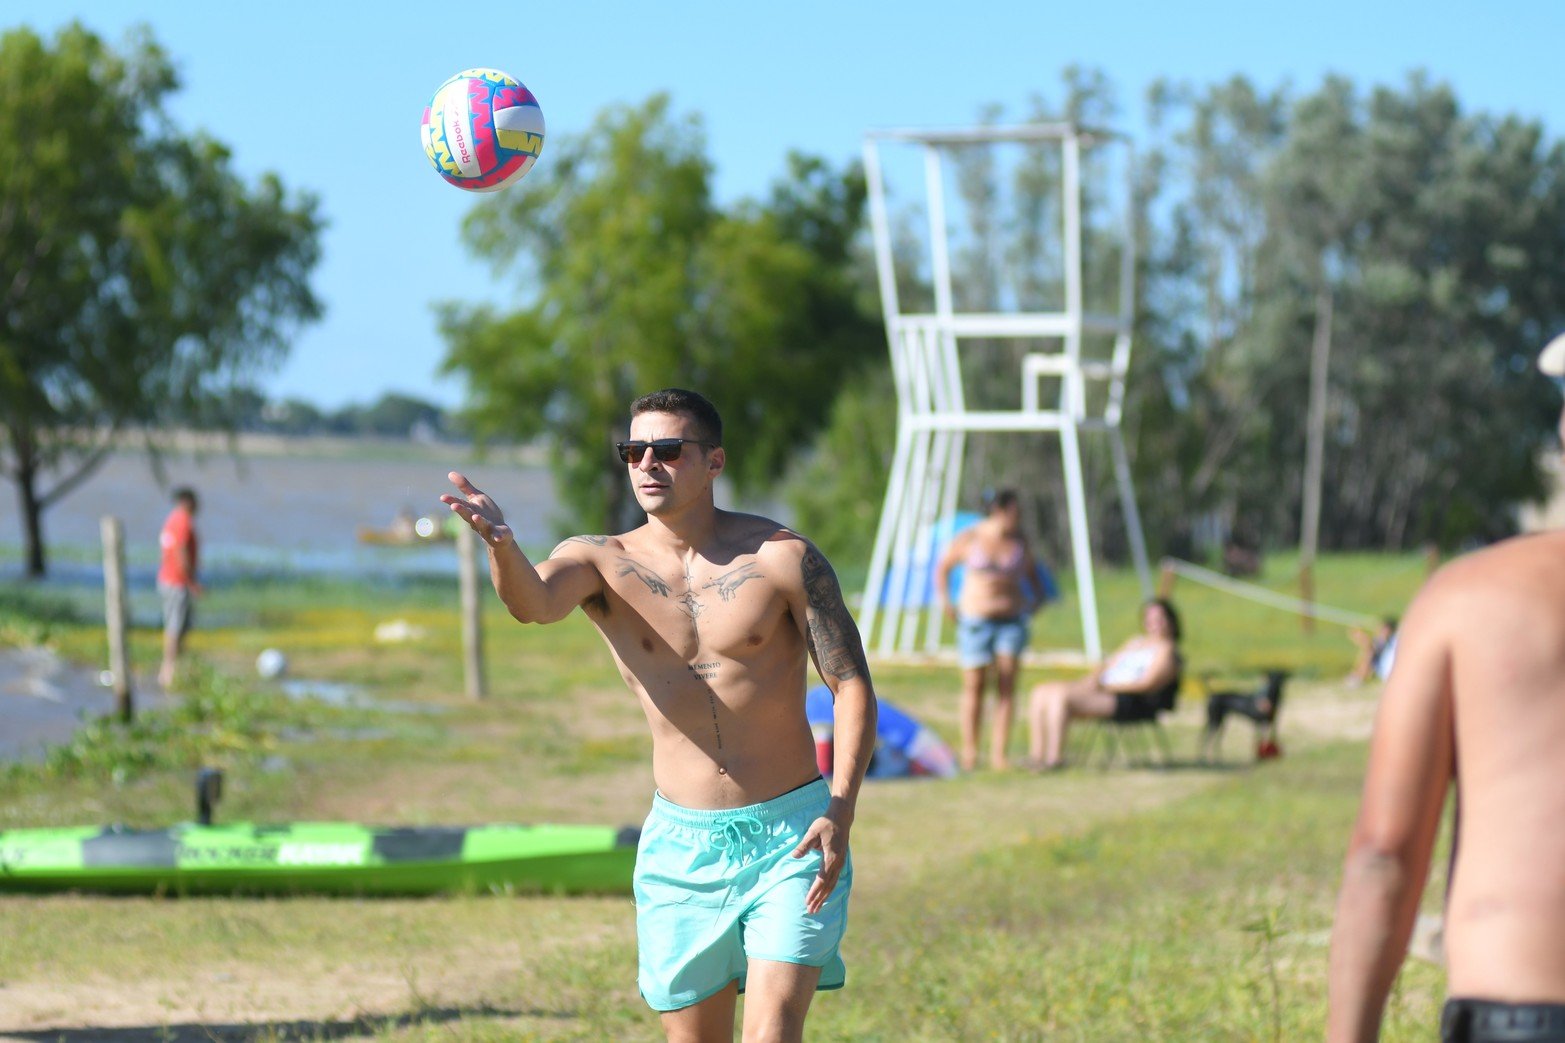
[710, 815, 765, 863]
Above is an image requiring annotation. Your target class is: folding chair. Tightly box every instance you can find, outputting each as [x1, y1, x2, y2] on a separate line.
[1074, 666, 1182, 769]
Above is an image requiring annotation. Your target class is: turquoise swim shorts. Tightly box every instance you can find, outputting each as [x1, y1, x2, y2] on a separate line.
[634, 777, 852, 1012]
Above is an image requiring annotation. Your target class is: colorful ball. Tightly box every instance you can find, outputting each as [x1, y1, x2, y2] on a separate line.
[420, 68, 544, 192]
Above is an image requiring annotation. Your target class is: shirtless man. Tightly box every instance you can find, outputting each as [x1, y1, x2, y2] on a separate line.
[441, 388, 877, 1043]
[1327, 334, 1565, 1042]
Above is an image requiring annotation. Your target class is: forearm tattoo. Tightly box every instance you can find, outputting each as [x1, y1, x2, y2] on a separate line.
[802, 547, 868, 683]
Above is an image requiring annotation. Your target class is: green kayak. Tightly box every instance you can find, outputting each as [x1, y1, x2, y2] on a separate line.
[0, 821, 639, 896]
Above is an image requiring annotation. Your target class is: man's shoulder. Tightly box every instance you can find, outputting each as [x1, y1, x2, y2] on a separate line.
[718, 512, 807, 556]
[1402, 534, 1565, 657]
[549, 533, 626, 559]
[1429, 532, 1565, 601]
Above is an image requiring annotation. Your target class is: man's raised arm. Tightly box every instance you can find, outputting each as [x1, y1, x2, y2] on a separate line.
[441, 471, 602, 625]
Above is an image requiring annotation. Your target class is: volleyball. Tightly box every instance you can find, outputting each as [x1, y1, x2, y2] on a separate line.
[255, 648, 288, 680]
[420, 68, 544, 192]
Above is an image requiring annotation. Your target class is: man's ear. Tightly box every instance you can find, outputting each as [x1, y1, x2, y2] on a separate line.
[708, 446, 725, 478]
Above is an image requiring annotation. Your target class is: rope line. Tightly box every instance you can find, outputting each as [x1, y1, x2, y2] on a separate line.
[1161, 558, 1379, 629]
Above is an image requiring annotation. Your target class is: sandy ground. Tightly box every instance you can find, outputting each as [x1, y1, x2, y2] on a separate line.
[0, 678, 1383, 1041]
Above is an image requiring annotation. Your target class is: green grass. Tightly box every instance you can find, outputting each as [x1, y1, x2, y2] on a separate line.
[0, 553, 1446, 1040]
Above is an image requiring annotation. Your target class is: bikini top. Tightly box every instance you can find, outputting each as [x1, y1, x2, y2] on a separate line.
[965, 539, 1026, 577]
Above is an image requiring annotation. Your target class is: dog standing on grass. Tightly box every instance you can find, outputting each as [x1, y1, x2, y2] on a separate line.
[1197, 670, 1289, 763]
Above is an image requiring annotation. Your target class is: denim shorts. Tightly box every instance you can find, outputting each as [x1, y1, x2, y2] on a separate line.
[957, 614, 1031, 668]
[634, 777, 851, 1011]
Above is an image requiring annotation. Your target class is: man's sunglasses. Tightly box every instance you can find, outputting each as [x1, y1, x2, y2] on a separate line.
[615, 438, 716, 464]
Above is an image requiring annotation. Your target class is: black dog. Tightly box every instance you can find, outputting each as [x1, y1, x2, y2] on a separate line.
[1199, 670, 1290, 762]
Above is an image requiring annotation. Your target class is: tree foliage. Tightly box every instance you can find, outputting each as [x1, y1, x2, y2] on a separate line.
[0, 23, 323, 575]
[440, 95, 879, 535]
[1140, 73, 1565, 552]
[800, 70, 1565, 570]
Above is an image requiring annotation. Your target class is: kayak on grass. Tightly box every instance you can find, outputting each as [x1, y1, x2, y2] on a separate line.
[0, 819, 639, 896]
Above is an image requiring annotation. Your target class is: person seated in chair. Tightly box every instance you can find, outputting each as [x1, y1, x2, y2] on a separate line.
[1345, 616, 1398, 686]
[1026, 599, 1182, 771]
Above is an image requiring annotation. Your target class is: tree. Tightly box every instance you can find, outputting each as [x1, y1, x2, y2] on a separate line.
[335, 393, 447, 438]
[440, 95, 880, 535]
[0, 23, 323, 576]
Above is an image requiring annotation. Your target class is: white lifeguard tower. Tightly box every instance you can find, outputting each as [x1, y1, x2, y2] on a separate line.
[857, 123, 1152, 664]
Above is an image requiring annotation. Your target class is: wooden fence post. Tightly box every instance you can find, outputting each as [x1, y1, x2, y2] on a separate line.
[100, 515, 133, 722]
[457, 525, 487, 700]
[1157, 559, 1178, 600]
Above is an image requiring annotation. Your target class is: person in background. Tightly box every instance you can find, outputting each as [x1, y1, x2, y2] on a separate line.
[935, 489, 1047, 771]
[157, 487, 201, 689]
[1346, 616, 1399, 686]
[1026, 599, 1182, 771]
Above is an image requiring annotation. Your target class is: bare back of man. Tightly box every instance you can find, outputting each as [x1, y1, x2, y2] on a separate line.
[1329, 530, 1565, 1040]
[1437, 533, 1565, 999]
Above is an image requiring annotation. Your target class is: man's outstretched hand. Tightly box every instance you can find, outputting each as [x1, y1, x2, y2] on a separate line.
[440, 472, 514, 548]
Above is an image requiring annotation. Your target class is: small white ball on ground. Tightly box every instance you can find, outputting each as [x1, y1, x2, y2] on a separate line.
[256, 648, 288, 680]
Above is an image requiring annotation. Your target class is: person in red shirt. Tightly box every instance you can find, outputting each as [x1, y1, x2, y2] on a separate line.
[157, 487, 201, 689]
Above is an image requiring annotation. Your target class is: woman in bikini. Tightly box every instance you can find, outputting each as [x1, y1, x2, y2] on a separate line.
[935, 489, 1046, 771]
[1026, 598, 1182, 770]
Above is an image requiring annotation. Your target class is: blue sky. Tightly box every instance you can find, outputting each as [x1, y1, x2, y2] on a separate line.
[9, 1, 1565, 409]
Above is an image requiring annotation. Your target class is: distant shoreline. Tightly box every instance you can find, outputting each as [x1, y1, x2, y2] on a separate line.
[107, 430, 548, 466]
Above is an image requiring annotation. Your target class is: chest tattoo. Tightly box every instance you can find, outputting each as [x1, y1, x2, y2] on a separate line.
[616, 557, 672, 597]
[616, 556, 765, 625]
[688, 661, 724, 750]
[705, 561, 763, 601]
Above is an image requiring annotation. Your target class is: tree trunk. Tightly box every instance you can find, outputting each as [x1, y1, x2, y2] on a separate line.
[17, 450, 46, 578]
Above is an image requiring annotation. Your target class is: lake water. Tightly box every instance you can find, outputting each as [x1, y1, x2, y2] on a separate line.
[0, 438, 789, 584]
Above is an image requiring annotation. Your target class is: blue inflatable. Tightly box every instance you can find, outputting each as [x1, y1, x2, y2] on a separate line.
[805, 686, 957, 779]
[878, 512, 1059, 609]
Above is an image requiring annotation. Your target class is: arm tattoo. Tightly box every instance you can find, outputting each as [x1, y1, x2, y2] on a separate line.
[566, 535, 610, 547]
[616, 557, 672, 597]
[704, 561, 762, 602]
[802, 546, 869, 683]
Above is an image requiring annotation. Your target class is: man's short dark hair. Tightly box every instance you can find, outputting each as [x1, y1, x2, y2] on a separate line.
[630, 388, 723, 447]
[172, 487, 198, 510]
